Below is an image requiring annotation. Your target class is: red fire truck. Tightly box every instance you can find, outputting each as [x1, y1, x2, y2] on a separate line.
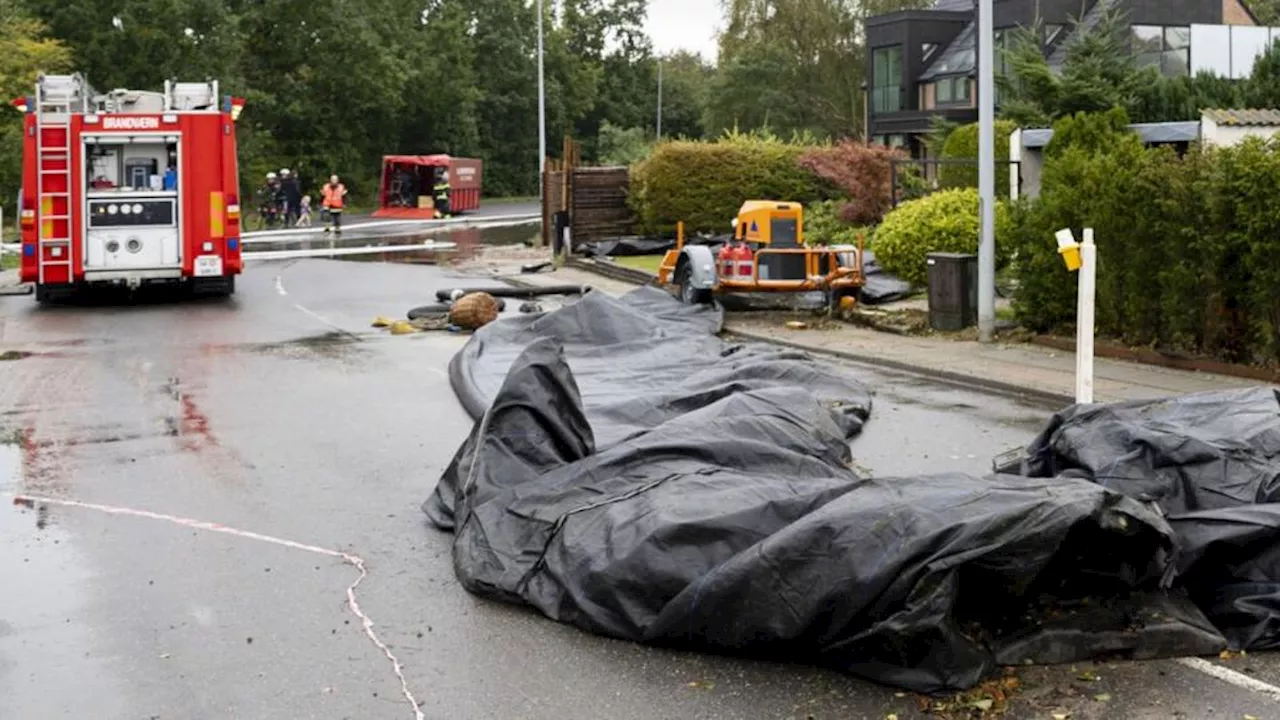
[12, 73, 247, 302]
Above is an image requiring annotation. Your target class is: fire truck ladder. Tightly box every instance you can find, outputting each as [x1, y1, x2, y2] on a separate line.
[34, 74, 90, 285]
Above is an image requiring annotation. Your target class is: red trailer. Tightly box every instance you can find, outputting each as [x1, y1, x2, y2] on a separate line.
[14, 73, 246, 302]
[373, 154, 482, 219]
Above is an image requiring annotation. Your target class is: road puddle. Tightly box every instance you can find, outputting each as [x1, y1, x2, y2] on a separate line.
[243, 221, 538, 265]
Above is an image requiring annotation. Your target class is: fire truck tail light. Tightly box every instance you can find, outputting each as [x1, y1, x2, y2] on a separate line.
[227, 203, 240, 219]
[228, 238, 239, 252]
[20, 209, 34, 228]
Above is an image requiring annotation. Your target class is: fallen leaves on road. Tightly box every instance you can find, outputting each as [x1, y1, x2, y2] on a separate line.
[917, 671, 1020, 718]
[685, 680, 715, 691]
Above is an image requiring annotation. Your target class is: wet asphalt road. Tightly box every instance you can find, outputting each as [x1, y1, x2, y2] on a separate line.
[1, 256, 1279, 719]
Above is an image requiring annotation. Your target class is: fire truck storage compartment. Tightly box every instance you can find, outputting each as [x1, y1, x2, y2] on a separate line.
[83, 134, 181, 271]
[86, 196, 179, 270]
[756, 216, 805, 281]
[86, 135, 176, 191]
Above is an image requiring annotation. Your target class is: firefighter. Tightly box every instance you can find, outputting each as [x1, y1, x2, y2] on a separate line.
[279, 168, 302, 226]
[258, 171, 281, 228]
[322, 174, 347, 233]
[433, 168, 451, 219]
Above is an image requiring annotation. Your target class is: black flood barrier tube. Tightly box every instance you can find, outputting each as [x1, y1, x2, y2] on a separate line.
[425, 285, 1277, 694]
[433, 284, 590, 302]
[407, 298, 506, 319]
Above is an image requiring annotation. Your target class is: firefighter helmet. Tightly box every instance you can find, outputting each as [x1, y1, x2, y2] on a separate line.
[266, 171, 277, 180]
[280, 168, 291, 177]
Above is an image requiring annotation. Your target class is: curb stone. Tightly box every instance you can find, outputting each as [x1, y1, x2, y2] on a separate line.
[723, 328, 1075, 410]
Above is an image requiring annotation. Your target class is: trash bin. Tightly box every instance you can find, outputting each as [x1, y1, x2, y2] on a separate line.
[926, 252, 978, 331]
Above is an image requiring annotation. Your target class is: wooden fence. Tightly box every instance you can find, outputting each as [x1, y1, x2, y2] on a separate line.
[541, 136, 635, 248]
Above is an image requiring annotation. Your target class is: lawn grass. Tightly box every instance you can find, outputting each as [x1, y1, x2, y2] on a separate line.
[485, 195, 539, 205]
[0, 252, 17, 270]
[612, 254, 665, 274]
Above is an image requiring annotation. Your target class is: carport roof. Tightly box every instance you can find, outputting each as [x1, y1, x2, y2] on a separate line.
[1020, 121, 1201, 149]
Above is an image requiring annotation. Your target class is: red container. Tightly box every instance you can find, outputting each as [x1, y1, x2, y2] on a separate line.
[373, 154, 484, 219]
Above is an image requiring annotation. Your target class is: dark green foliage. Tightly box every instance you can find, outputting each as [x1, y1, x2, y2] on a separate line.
[629, 133, 832, 234]
[938, 119, 1017, 190]
[1011, 113, 1280, 366]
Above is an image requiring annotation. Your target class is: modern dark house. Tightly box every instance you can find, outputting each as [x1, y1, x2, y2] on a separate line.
[865, 0, 1262, 159]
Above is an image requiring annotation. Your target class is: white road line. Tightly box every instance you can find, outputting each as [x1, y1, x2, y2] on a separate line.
[242, 242, 457, 261]
[6, 492, 426, 720]
[240, 213, 537, 240]
[274, 275, 287, 296]
[1177, 656, 1280, 701]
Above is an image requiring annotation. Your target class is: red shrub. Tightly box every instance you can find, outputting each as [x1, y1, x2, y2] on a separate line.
[798, 141, 906, 226]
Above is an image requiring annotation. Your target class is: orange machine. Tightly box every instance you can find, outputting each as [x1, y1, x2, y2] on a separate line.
[656, 201, 865, 306]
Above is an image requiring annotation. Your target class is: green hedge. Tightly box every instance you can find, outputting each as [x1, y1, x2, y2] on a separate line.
[872, 188, 1011, 287]
[939, 120, 1017, 191]
[1011, 116, 1280, 365]
[629, 136, 833, 233]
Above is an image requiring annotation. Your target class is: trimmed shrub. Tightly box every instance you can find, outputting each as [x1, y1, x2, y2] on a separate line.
[797, 141, 906, 226]
[938, 119, 1018, 191]
[871, 187, 1011, 287]
[629, 135, 831, 233]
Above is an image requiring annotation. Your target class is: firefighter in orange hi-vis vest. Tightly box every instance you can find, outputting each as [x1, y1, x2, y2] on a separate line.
[322, 175, 347, 233]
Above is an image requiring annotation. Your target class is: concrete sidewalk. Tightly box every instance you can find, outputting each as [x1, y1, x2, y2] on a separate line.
[512, 266, 1263, 406]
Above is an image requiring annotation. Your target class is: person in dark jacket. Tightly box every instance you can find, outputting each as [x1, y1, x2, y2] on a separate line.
[279, 168, 303, 226]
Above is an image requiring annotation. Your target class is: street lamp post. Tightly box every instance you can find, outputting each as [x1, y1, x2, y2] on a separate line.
[656, 59, 663, 139]
[537, 0, 547, 249]
[977, 0, 996, 342]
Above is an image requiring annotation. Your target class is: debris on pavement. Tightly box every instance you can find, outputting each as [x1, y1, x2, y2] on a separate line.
[447, 291, 501, 330]
[1017, 387, 1280, 653]
[422, 286, 1267, 695]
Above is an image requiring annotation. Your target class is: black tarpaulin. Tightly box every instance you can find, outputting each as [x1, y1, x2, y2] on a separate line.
[426, 287, 1230, 693]
[860, 248, 913, 305]
[1019, 387, 1280, 652]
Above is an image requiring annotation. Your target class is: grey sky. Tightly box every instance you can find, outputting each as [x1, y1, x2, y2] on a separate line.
[645, 0, 722, 61]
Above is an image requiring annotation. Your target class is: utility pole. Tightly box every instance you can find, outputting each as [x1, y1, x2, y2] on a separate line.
[656, 59, 663, 139]
[537, 0, 548, 250]
[977, 0, 996, 342]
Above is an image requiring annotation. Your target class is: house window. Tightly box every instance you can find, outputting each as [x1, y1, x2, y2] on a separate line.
[1133, 25, 1190, 76]
[993, 29, 1013, 105]
[1044, 24, 1065, 47]
[936, 76, 970, 105]
[873, 45, 904, 113]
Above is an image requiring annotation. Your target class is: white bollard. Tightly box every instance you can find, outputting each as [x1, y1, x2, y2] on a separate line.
[1075, 229, 1096, 404]
[1054, 227, 1096, 405]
